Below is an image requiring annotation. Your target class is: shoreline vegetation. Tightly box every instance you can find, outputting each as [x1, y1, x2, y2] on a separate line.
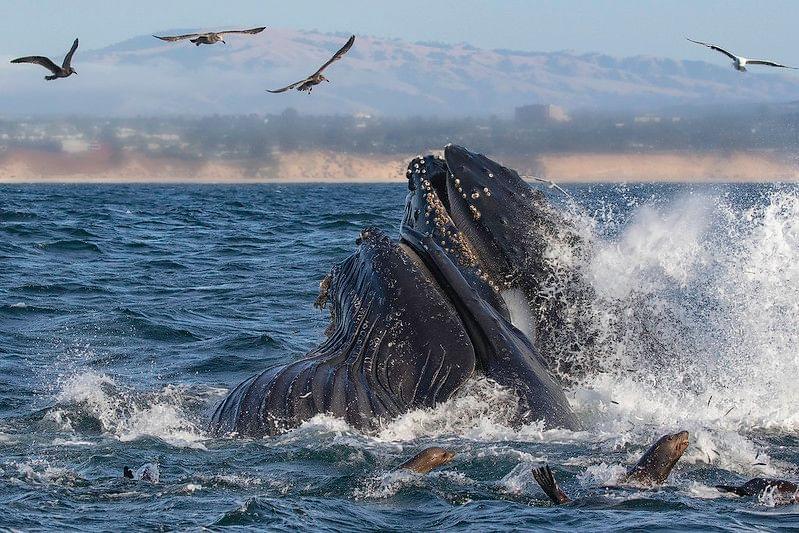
[0, 148, 796, 184]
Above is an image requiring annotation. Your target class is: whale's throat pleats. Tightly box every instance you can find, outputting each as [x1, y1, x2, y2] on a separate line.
[210, 229, 476, 436]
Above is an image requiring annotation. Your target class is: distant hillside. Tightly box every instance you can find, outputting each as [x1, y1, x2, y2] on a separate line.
[2, 28, 799, 116]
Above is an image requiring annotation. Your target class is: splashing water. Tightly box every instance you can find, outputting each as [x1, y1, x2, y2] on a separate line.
[47, 371, 209, 448]
[539, 187, 799, 475]
[2, 183, 799, 531]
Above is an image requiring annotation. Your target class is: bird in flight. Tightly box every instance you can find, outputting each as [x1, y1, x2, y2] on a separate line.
[11, 38, 79, 80]
[530, 176, 572, 199]
[154, 27, 266, 46]
[687, 38, 797, 72]
[268, 35, 355, 94]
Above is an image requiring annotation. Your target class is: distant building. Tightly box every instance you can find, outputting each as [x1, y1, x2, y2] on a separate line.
[633, 115, 661, 123]
[514, 104, 570, 124]
[61, 138, 90, 154]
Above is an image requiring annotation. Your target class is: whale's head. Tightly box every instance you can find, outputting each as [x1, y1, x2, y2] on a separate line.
[400, 144, 591, 373]
[442, 144, 576, 291]
[400, 150, 508, 312]
[399, 146, 583, 429]
[402, 145, 572, 297]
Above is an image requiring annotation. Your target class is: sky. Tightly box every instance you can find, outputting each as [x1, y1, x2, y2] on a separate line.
[0, 0, 798, 64]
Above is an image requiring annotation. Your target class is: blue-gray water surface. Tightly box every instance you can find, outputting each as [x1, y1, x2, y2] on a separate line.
[1, 183, 798, 531]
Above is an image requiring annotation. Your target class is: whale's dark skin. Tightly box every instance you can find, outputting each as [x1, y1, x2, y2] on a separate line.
[210, 229, 476, 436]
[210, 145, 581, 437]
[402, 146, 593, 380]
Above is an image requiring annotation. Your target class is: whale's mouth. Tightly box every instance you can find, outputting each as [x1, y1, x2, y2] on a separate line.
[429, 167, 452, 214]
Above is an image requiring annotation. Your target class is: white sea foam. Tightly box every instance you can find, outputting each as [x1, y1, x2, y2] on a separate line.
[49, 371, 208, 449]
[579, 462, 627, 486]
[346, 188, 799, 477]
[11, 459, 83, 487]
[559, 188, 799, 474]
[51, 437, 95, 447]
[353, 469, 422, 500]
[192, 473, 263, 489]
[182, 483, 202, 493]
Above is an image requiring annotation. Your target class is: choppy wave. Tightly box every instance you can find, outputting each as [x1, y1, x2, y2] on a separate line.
[37, 239, 102, 253]
[2, 183, 798, 530]
[43, 371, 211, 449]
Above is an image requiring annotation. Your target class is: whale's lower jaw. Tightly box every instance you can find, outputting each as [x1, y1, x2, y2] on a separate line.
[209, 229, 478, 437]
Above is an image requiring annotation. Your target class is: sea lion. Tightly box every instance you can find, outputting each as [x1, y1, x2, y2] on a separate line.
[398, 447, 456, 474]
[623, 430, 690, 485]
[717, 478, 798, 503]
[532, 430, 690, 505]
[209, 145, 580, 437]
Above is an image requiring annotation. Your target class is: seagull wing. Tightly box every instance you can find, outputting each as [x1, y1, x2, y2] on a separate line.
[532, 176, 573, 199]
[153, 33, 201, 42]
[218, 27, 267, 36]
[10, 55, 61, 74]
[746, 59, 798, 69]
[312, 35, 356, 76]
[686, 38, 738, 60]
[62, 38, 79, 69]
[267, 79, 306, 93]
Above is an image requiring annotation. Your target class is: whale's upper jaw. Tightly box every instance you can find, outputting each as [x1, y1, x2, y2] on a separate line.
[401, 152, 508, 301]
[401, 145, 553, 292]
[442, 144, 552, 289]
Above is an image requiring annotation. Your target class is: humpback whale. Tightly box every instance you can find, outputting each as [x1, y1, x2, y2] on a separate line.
[210, 145, 582, 437]
[401, 145, 593, 378]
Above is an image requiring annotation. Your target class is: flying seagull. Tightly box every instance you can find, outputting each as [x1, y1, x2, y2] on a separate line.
[529, 176, 572, 199]
[268, 35, 355, 94]
[687, 38, 797, 72]
[153, 27, 266, 46]
[11, 38, 79, 80]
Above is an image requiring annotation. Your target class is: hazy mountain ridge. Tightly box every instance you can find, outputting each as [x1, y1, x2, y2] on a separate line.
[3, 28, 799, 116]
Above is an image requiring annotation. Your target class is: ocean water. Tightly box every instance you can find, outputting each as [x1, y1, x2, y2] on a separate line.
[1, 182, 798, 531]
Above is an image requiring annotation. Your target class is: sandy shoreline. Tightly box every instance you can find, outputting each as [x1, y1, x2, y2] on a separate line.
[0, 149, 796, 184]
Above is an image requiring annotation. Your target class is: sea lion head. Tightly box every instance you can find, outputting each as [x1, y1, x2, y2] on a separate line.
[627, 430, 689, 485]
[399, 447, 456, 474]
